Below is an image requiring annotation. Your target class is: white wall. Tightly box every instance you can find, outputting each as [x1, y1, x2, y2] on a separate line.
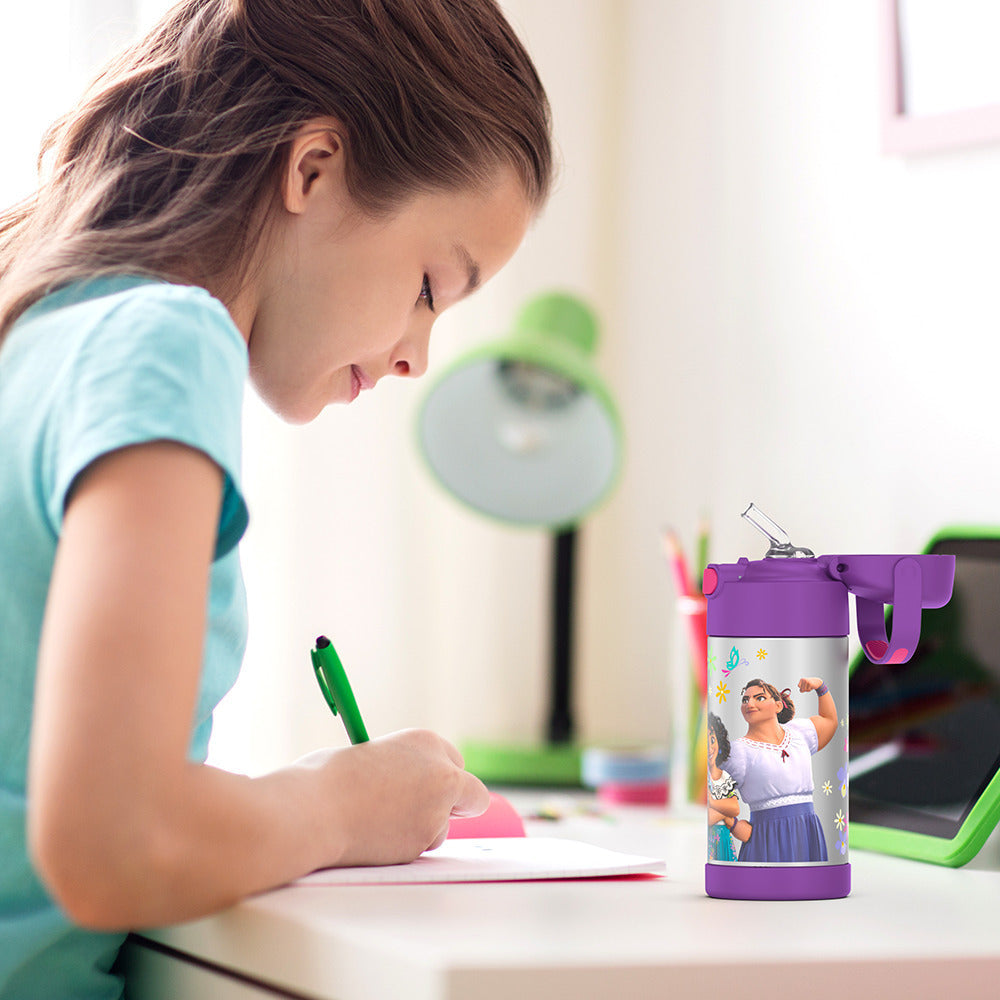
[7, 1, 1000, 773]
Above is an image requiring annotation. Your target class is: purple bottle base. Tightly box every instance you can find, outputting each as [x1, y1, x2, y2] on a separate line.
[706, 863, 850, 900]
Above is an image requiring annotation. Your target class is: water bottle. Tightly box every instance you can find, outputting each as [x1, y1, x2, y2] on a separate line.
[703, 504, 955, 900]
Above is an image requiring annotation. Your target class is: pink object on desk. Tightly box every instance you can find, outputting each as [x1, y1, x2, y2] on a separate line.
[448, 791, 525, 839]
[596, 780, 669, 806]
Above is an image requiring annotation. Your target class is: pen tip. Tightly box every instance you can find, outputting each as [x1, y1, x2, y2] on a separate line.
[315, 635, 330, 648]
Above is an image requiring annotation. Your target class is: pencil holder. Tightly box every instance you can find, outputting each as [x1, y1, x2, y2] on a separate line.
[704, 505, 955, 900]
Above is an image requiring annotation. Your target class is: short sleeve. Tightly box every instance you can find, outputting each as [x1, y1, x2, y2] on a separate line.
[710, 770, 737, 799]
[720, 739, 747, 785]
[42, 283, 249, 559]
[788, 718, 820, 755]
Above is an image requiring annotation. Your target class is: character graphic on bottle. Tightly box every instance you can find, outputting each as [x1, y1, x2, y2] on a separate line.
[720, 676, 838, 863]
[707, 713, 751, 861]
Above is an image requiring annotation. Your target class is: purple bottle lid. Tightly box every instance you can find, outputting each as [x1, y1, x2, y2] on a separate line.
[703, 556, 847, 638]
[704, 553, 955, 663]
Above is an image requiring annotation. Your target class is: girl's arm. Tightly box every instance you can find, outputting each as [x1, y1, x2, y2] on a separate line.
[797, 676, 838, 751]
[707, 805, 727, 825]
[708, 794, 740, 819]
[729, 818, 752, 843]
[28, 441, 488, 931]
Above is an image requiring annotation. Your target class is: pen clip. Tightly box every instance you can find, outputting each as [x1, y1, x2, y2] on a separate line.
[311, 649, 340, 716]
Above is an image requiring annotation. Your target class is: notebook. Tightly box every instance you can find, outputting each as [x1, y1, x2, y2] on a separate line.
[293, 837, 665, 886]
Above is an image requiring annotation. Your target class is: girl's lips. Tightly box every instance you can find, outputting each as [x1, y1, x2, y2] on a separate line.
[349, 365, 375, 401]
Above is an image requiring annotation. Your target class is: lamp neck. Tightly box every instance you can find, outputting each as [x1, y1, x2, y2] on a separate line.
[548, 526, 577, 744]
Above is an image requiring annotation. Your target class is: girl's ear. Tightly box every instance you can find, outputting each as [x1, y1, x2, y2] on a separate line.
[282, 118, 347, 215]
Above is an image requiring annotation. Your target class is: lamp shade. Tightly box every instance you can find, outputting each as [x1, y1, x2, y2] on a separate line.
[417, 292, 622, 528]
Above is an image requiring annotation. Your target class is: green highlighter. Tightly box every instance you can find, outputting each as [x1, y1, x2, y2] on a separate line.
[310, 635, 370, 745]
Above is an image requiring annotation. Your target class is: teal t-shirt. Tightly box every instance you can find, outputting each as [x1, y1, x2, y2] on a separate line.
[0, 276, 250, 998]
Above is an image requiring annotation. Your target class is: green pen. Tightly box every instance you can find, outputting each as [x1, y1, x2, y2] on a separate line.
[310, 635, 370, 744]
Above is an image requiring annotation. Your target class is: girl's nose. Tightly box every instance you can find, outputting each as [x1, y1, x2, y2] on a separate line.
[391, 323, 431, 379]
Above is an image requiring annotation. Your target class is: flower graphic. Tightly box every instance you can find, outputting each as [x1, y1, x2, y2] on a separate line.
[835, 810, 846, 831]
[822, 780, 833, 796]
[837, 829, 848, 856]
[756, 648, 767, 661]
[715, 681, 730, 704]
[838, 764, 849, 798]
[708, 651, 717, 676]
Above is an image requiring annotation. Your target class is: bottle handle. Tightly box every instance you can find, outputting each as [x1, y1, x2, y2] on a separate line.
[825, 554, 955, 665]
[854, 558, 922, 664]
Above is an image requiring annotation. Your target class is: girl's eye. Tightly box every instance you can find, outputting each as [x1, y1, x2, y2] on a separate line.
[418, 274, 435, 311]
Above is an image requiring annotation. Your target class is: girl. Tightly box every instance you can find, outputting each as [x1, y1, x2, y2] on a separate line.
[0, 1, 552, 996]
[722, 677, 838, 864]
[707, 712, 740, 861]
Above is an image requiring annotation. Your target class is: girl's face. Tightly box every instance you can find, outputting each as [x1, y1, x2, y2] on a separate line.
[708, 729, 719, 765]
[239, 144, 533, 424]
[741, 685, 781, 724]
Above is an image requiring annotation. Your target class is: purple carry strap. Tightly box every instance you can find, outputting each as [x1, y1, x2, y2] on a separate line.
[821, 554, 955, 664]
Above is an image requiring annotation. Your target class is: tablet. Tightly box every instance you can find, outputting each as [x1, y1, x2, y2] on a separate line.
[849, 529, 1000, 866]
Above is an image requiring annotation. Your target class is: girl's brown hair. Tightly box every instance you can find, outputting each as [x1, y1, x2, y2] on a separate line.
[0, 0, 552, 340]
[707, 712, 731, 763]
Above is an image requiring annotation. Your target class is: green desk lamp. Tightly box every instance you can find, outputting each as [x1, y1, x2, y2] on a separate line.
[417, 291, 623, 785]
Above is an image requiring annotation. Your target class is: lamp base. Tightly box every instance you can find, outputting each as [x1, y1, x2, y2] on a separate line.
[459, 740, 583, 787]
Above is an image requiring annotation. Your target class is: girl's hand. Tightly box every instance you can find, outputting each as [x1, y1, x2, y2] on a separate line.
[798, 677, 824, 693]
[294, 729, 490, 868]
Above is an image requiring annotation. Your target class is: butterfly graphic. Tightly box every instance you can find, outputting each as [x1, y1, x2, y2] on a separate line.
[722, 646, 747, 677]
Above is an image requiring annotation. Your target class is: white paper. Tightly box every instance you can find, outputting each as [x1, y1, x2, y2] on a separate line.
[293, 837, 665, 886]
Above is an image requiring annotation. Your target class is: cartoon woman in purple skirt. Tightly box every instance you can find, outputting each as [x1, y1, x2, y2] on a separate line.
[722, 677, 838, 863]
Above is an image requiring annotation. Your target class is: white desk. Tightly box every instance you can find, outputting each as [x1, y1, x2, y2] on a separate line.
[121, 794, 1000, 1000]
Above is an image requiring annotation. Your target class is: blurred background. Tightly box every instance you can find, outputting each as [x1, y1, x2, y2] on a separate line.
[4, 1, 1000, 776]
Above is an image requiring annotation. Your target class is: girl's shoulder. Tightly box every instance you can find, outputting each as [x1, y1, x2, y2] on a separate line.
[75, 277, 241, 349]
[13, 275, 248, 389]
[786, 717, 816, 735]
[785, 717, 820, 752]
[709, 770, 737, 798]
[722, 735, 749, 769]
[13, 276, 251, 555]
[19, 275, 242, 353]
